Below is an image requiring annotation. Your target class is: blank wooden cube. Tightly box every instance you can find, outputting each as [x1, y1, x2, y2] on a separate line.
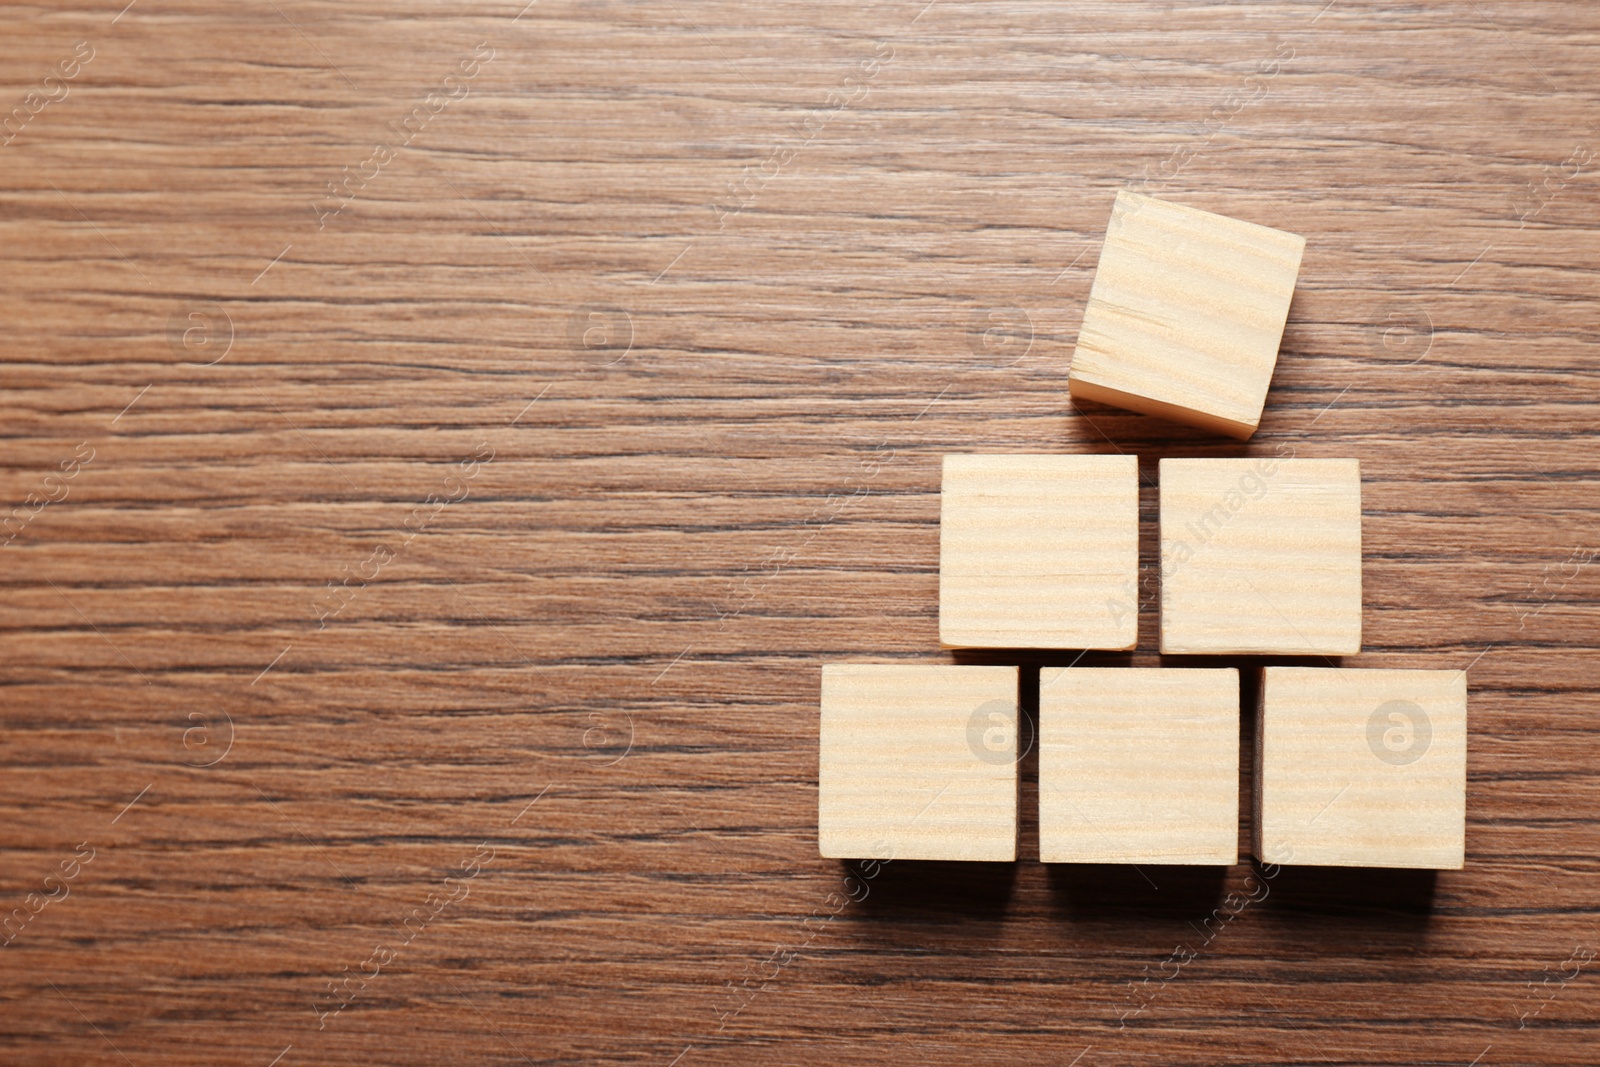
[1068, 191, 1305, 439]
[819, 663, 1018, 861]
[1160, 457, 1361, 656]
[1256, 667, 1467, 869]
[940, 454, 1138, 650]
[1039, 667, 1239, 865]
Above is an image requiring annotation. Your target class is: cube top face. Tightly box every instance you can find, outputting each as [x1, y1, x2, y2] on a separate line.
[1160, 457, 1361, 656]
[818, 663, 1019, 861]
[1256, 667, 1467, 870]
[1068, 191, 1305, 440]
[1038, 667, 1239, 865]
[939, 454, 1139, 651]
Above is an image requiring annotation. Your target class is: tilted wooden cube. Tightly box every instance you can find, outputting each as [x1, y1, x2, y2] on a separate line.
[818, 663, 1018, 861]
[1255, 667, 1467, 869]
[1068, 190, 1305, 439]
[1038, 667, 1239, 865]
[940, 454, 1139, 650]
[1160, 457, 1361, 656]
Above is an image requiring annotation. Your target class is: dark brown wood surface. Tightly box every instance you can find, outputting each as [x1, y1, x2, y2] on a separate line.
[3, 2, 1599, 1063]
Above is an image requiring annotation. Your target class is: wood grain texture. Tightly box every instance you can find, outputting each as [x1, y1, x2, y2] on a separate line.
[1160, 457, 1363, 655]
[1068, 190, 1306, 439]
[939, 453, 1138, 649]
[1256, 667, 1467, 870]
[2, 1, 1600, 1064]
[818, 663, 1018, 861]
[1039, 667, 1238, 865]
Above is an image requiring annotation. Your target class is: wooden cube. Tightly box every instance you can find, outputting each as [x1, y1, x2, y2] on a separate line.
[1068, 191, 1305, 439]
[818, 663, 1018, 861]
[1255, 667, 1467, 869]
[1160, 457, 1361, 656]
[940, 454, 1138, 650]
[1039, 667, 1239, 864]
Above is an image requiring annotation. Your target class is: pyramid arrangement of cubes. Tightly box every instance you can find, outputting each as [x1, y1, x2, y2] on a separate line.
[817, 190, 1468, 870]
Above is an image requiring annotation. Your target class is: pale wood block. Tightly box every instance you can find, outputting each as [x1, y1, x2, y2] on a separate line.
[818, 663, 1018, 861]
[1038, 667, 1239, 865]
[1256, 667, 1467, 869]
[1160, 457, 1361, 655]
[940, 454, 1138, 650]
[1068, 190, 1305, 439]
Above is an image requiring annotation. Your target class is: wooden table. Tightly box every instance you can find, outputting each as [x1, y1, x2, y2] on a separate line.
[3, 2, 1597, 1063]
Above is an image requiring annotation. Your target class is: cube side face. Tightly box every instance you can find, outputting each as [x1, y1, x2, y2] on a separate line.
[1257, 667, 1467, 869]
[1038, 667, 1239, 865]
[818, 664, 1019, 861]
[1159, 457, 1362, 655]
[1068, 376, 1258, 440]
[1251, 668, 1267, 862]
[939, 454, 1139, 650]
[1068, 191, 1305, 438]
